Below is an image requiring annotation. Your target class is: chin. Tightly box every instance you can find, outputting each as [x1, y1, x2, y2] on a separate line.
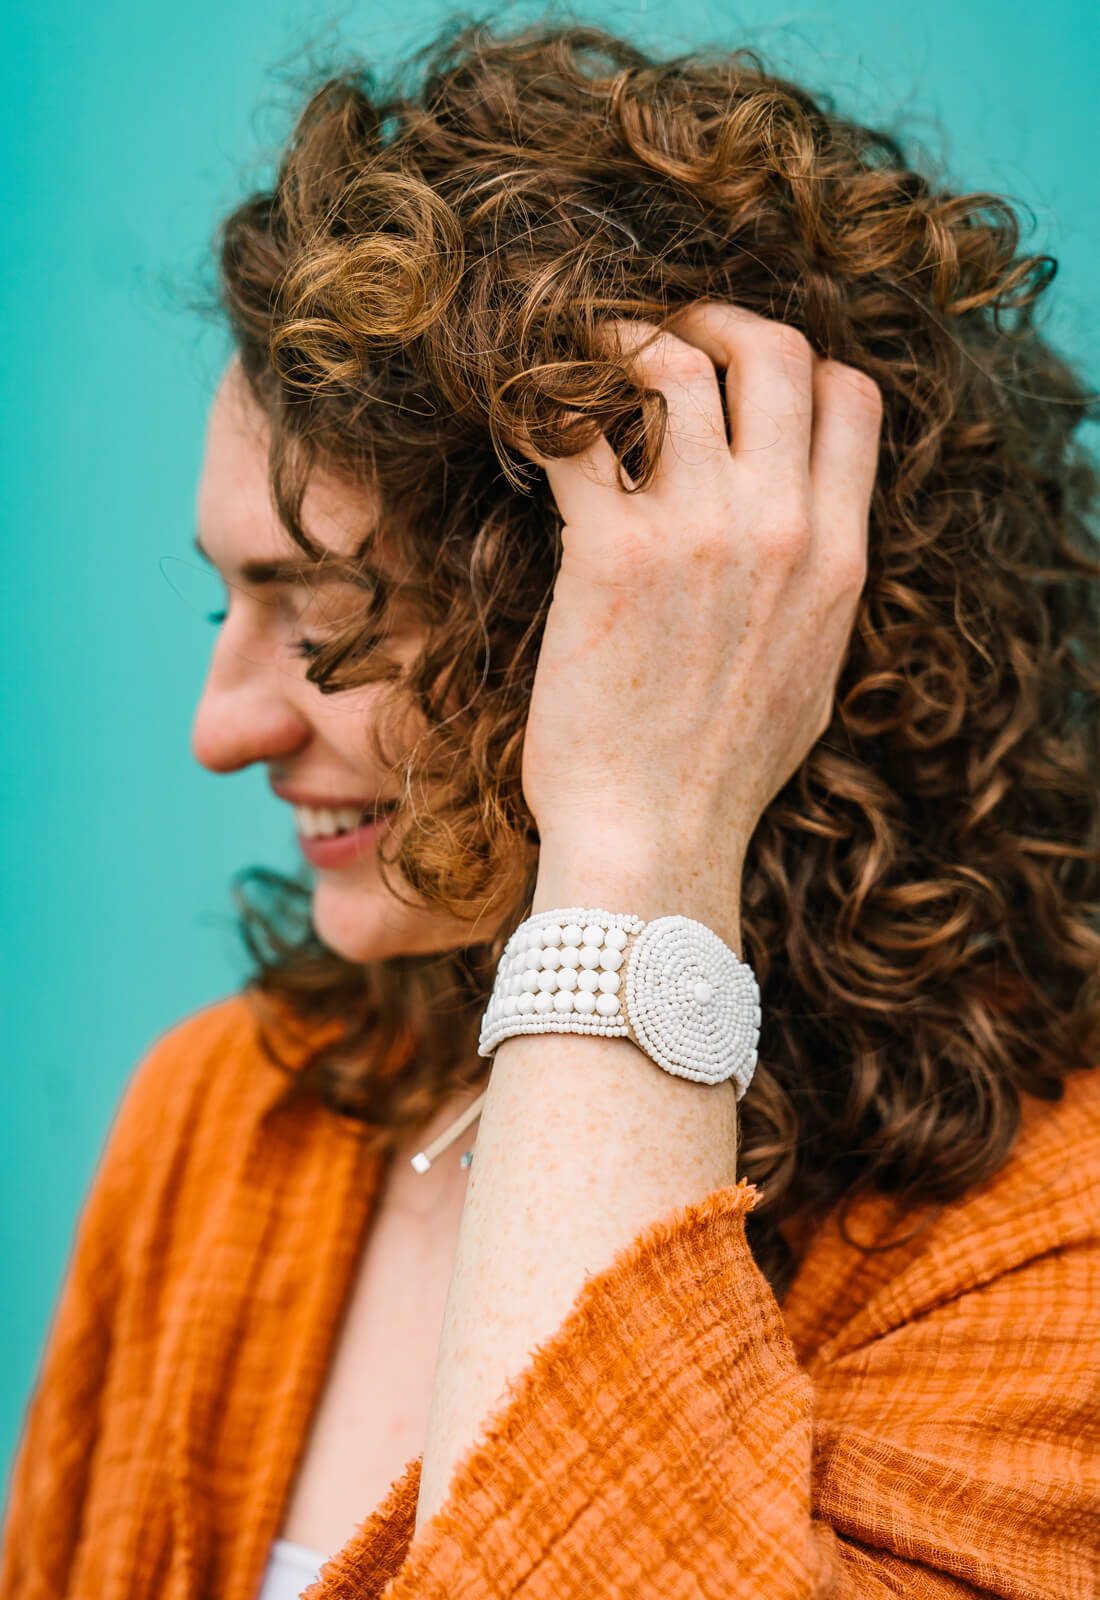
[309, 874, 467, 965]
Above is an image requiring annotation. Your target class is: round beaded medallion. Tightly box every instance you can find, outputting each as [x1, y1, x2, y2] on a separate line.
[625, 914, 760, 1092]
[478, 906, 760, 1098]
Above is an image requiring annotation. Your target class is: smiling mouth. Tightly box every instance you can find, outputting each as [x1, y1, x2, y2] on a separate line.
[292, 802, 397, 839]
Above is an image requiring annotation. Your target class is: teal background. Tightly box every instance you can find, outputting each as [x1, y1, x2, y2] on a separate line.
[1, 0, 1096, 1499]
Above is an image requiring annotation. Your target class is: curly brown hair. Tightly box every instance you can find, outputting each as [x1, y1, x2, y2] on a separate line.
[211, 15, 1099, 1300]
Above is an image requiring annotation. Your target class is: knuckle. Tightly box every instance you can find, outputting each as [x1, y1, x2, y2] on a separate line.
[625, 331, 712, 380]
[765, 510, 813, 564]
[757, 319, 814, 367]
[821, 360, 883, 415]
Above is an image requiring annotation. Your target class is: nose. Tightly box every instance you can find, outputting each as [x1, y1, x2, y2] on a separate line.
[191, 637, 311, 774]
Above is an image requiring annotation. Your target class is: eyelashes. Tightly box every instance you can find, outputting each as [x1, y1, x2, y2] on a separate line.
[204, 608, 320, 660]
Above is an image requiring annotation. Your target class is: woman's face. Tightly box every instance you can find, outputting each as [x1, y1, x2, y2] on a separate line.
[191, 357, 480, 964]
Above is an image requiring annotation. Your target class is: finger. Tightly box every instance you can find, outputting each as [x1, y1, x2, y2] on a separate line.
[664, 301, 815, 489]
[592, 318, 731, 502]
[808, 359, 883, 580]
[809, 359, 883, 507]
[516, 409, 636, 528]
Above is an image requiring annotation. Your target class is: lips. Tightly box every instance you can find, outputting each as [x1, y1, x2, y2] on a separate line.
[294, 806, 398, 870]
[270, 782, 396, 814]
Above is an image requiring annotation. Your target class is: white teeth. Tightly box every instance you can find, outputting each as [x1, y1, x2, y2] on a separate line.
[293, 803, 368, 839]
[293, 805, 318, 838]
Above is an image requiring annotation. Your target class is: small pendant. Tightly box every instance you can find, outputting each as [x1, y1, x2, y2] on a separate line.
[460, 1146, 475, 1169]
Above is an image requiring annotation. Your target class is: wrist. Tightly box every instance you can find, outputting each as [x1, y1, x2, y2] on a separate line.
[532, 846, 743, 953]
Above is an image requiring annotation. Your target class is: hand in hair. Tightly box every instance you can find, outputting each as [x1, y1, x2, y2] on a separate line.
[515, 299, 884, 943]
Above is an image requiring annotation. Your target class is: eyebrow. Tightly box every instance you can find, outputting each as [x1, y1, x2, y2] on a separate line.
[193, 531, 331, 587]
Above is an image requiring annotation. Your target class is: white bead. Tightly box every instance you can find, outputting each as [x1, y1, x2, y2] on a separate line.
[595, 993, 620, 1016]
[561, 924, 584, 946]
[525, 926, 543, 950]
[533, 990, 555, 1013]
[540, 946, 562, 970]
[555, 966, 578, 991]
[573, 989, 596, 1013]
[579, 945, 602, 969]
[576, 968, 600, 992]
[517, 991, 536, 1013]
[582, 924, 605, 947]
[557, 945, 581, 968]
[693, 980, 713, 1004]
[604, 926, 628, 950]
[537, 970, 559, 993]
[553, 990, 575, 1013]
[541, 923, 563, 946]
[599, 947, 624, 971]
[597, 970, 620, 993]
[522, 967, 541, 991]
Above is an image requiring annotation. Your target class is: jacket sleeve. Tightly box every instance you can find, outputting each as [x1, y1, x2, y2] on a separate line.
[303, 1162, 1098, 1600]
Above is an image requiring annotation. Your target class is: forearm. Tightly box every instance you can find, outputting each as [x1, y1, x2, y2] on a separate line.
[414, 858, 743, 1532]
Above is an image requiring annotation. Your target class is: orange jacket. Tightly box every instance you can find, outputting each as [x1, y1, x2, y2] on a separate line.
[2, 994, 1097, 1598]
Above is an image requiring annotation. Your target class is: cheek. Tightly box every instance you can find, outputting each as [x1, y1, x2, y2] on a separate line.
[311, 681, 422, 775]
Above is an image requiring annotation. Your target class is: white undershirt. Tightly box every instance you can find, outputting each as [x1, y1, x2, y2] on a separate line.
[255, 1537, 330, 1600]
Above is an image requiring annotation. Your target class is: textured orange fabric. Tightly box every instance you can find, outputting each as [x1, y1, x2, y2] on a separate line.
[1, 994, 1097, 1599]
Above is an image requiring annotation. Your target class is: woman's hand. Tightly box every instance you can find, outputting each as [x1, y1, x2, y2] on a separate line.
[517, 301, 883, 941]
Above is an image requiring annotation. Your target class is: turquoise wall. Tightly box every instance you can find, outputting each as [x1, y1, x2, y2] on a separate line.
[2, 0, 1096, 1494]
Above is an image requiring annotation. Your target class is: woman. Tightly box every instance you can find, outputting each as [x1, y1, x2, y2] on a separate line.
[2, 17, 1096, 1600]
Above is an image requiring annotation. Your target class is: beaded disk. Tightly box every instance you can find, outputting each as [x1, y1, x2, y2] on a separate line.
[625, 915, 760, 1093]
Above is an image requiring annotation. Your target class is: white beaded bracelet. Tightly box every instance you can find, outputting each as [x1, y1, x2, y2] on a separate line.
[410, 907, 760, 1175]
[478, 906, 760, 1094]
